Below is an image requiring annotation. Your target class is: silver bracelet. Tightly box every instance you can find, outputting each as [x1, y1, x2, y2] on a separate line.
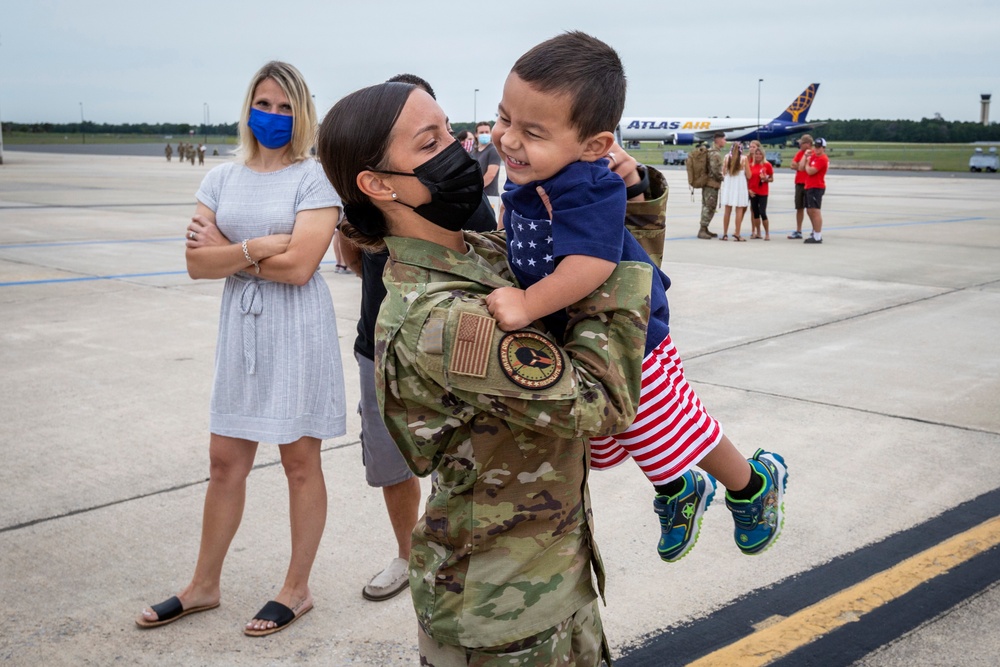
[241, 239, 260, 274]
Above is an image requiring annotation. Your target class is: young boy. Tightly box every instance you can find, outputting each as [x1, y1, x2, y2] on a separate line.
[484, 31, 788, 562]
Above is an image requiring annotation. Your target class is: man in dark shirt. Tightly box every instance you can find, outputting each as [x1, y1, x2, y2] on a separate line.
[474, 121, 503, 220]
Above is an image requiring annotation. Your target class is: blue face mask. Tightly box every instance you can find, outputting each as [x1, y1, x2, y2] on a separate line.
[478, 133, 491, 146]
[247, 108, 294, 149]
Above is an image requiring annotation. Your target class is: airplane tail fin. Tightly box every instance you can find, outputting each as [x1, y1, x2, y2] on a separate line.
[775, 84, 820, 123]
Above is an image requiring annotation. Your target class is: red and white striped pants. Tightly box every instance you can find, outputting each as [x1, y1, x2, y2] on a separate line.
[590, 335, 722, 484]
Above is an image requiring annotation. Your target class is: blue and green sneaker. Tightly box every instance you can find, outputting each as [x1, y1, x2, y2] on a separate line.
[725, 449, 788, 555]
[653, 470, 716, 562]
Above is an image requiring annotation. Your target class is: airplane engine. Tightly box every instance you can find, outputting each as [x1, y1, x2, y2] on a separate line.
[673, 133, 696, 145]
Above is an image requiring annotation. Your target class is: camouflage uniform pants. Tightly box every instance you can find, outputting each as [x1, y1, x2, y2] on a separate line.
[417, 599, 610, 666]
[700, 186, 719, 229]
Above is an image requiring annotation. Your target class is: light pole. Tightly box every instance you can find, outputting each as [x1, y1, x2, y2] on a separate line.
[474, 88, 479, 124]
[79, 102, 85, 144]
[756, 79, 763, 142]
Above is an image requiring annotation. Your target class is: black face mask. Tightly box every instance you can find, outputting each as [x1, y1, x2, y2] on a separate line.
[373, 141, 485, 231]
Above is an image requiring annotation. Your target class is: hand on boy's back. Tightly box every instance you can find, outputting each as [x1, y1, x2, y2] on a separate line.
[485, 287, 533, 332]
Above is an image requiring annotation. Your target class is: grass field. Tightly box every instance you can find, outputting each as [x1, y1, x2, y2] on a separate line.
[623, 141, 1000, 172]
[3, 131, 998, 172]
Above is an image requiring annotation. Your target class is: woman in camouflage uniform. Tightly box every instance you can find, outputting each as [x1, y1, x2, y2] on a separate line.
[317, 82, 661, 666]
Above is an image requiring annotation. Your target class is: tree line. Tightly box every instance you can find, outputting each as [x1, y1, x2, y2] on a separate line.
[2, 121, 239, 136]
[3, 117, 999, 143]
[812, 118, 1000, 143]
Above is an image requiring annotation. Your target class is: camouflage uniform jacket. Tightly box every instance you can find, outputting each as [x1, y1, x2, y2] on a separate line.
[706, 145, 723, 189]
[624, 166, 668, 267]
[376, 232, 652, 648]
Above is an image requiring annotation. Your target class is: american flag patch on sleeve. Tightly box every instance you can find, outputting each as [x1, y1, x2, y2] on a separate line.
[448, 312, 494, 378]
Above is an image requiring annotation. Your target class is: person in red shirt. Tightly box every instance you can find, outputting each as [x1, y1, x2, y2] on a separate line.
[802, 138, 830, 244]
[788, 134, 813, 239]
[747, 146, 774, 240]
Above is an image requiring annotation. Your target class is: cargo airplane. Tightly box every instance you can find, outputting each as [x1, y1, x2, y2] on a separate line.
[617, 83, 823, 145]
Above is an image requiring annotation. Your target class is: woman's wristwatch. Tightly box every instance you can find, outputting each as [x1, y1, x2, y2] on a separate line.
[625, 164, 650, 199]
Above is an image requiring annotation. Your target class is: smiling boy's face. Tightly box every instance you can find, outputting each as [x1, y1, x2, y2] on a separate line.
[491, 73, 592, 185]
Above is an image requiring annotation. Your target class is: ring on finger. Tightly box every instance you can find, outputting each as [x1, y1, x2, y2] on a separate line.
[189, 231, 196, 239]
[607, 152, 617, 164]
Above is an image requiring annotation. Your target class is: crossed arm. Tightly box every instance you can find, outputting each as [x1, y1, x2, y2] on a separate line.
[184, 202, 340, 286]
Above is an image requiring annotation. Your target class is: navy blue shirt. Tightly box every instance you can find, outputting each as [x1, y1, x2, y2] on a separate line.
[501, 160, 671, 356]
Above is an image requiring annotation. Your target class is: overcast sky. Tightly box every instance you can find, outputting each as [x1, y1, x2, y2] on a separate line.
[4, 0, 999, 127]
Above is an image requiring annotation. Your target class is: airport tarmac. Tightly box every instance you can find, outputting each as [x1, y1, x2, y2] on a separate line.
[1, 150, 998, 666]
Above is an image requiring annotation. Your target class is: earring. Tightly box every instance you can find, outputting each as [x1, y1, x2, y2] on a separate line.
[391, 192, 397, 199]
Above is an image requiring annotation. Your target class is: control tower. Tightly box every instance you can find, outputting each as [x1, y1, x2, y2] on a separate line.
[981, 94, 991, 126]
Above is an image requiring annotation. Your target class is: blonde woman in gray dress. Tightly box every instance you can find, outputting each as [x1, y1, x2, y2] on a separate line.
[137, 61, 346, 637]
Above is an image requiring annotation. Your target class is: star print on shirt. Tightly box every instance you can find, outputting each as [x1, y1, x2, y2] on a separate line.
[508, 211, 555, 281]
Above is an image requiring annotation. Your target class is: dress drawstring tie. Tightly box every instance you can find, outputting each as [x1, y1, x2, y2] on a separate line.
[239, 278, 263, 374]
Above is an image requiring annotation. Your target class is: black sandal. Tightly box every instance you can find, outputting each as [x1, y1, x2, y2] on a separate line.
[244, 600, 313, 637]
[135, 596, 220, 628]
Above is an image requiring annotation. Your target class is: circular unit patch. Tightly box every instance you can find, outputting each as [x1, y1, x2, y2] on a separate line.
[498, 331, 564, 390]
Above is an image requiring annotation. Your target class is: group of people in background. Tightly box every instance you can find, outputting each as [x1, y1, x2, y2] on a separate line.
[165, 141, 206, 165]
[698, 131, 829, 243]
[788, 134, 829, 243]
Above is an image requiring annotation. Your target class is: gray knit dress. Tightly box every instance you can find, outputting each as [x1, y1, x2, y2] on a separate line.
[196, 159, 347, 444]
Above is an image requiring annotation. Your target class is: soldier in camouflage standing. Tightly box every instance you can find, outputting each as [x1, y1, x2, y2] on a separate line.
[319, 82, 656, 666]
[698, 131, 726, 239]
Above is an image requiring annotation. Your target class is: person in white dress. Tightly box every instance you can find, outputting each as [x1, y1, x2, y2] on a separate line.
[719, 142, 752, 241]
[137, 61, 346, 637]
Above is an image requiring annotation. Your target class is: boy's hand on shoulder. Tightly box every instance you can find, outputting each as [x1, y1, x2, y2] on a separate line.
[485, 287, 533, 332]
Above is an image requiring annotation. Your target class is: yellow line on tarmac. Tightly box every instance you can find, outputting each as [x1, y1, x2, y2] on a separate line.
[688, 515, 1000, 667]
